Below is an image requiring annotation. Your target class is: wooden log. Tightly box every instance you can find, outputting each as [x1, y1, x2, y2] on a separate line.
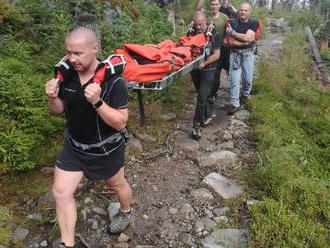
[320, 33, 328, 54]
[304, 26, 330, 85]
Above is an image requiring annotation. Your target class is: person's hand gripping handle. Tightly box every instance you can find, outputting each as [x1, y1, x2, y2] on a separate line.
[45, 78, 60, 99]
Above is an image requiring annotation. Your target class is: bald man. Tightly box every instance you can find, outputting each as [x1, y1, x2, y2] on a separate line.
[189, 11, 220, 140]
[224, 2, 260, 114]
[45, 27, 132, 247]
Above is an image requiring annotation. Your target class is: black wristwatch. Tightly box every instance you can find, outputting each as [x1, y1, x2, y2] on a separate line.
[93, 99, 103, 109]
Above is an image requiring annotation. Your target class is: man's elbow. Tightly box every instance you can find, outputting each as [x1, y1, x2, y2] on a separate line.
[48, 107, 64, 116]
[114, 121, 127, 131]
[115, 114, 128, 131]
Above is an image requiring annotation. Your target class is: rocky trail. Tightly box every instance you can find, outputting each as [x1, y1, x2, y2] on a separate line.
[3, 18, 287, 248]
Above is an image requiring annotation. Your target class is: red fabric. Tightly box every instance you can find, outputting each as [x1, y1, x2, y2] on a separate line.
[115, 48, 173, 83]
[123, 44, 165, 61]
[170, 47, 192, 62]
[55, 71, 64, 82]
[255, 21, 262, 41]
[115, 33, 208, 83]
[93, 65, 107, 84]
[178, 33, 207, 47]
[158, 39, 177, 50]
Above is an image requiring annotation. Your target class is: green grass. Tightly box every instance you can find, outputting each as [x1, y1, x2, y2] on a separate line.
[0, 206, 13, 245]
[247, 31, 330, 247]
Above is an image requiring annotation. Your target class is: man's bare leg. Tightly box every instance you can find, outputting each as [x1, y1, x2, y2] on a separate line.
[106, 168, 132, 211]
[52, 166, 84, 247]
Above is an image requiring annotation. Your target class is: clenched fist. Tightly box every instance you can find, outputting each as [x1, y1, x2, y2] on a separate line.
[84, 83, 101, 105]
[45, 78, 59, 99]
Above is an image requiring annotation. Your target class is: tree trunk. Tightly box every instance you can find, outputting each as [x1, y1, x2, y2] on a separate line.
[320, 33, 328, 54]
[271, 0, 276, 10]
[305, 26, 330, 84]
[168, 0, 176, 36]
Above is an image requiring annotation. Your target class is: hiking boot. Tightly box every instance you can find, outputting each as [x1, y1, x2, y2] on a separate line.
[209, 96, 216, 104]
[58, 242, 74, 248]
[107, 210, 131, 235]
[227, 105, 239, 115]
[191, 126, 201, 140]
[203, 117, 213, 126]
[240, 95, 251, 105]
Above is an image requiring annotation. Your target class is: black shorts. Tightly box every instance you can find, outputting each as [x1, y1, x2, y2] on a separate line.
[56, 140, 125, 180]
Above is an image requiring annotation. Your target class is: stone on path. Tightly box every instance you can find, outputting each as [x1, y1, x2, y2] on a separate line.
[26, 213, 43, 222]
[40, 240, 48, 247]
[134, 133, 157, 143]
[126, 137, 144, 152]
[217, 140, 234, 149]
[234, 110, 250, 121]
[12, 227, 29, 242]
[113, 243, 129, 248]
[194, 218, 217, 233]
[92, 207, 107, 216]
[202, 228, 248, 248]
[135, 246, 156, 248]
[213, 207, 229, 217]
[191, 188, 214, 201]
[174, 135, 200, 155]
[197, 151, 238, 168]
[203, 173, 243, 199]
[118, 233, 130, 243]
[157, 112, 176, 121]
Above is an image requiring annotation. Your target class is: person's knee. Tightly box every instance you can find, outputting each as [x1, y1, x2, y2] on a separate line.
[52, 185, 74, 203]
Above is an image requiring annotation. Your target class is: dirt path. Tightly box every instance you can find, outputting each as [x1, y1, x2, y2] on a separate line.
[20, 18, 287, 248]
[95, 18, 287, 248]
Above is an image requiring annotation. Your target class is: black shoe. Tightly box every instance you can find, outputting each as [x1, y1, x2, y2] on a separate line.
[227, 105, 239, 115]
[209, 96, 216, 104]
[58, 242, 74, 248]
[203, 117, 213, 126]
[191, 127, 201, 140]
[240, 95, 250, 105]
[107, 210, 131, 235]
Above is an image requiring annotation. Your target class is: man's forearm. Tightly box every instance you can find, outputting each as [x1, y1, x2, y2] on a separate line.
[204, 49, 220, 66]
[96, 103, 128, 131]
[233, 30, 255, 42]
[47, 97, 64, 115]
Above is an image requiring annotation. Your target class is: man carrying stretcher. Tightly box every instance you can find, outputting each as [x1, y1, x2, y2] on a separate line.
[189, 11, 220, 140]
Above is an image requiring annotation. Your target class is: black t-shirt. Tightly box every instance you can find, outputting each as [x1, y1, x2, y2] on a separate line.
[58, 72, 128, 144]
[207, 32, 221, 68]
[189, 27, 221, 69]
[229, 18, 259, 49]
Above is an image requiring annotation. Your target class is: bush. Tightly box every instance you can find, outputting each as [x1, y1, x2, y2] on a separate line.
[100, 1, 172, 55]
[287, 10, 324, 31]
[0, 0, 174, 173]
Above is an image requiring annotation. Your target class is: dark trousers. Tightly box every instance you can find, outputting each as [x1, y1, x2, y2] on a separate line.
[191, 68, 216, 126]
[210, 46, 230, 98]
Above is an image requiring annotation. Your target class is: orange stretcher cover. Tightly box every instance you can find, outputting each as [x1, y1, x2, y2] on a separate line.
[115, 33, 207, 83]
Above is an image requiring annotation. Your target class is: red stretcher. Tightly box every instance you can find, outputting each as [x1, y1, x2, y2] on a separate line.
[115, 33, 210, 91]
